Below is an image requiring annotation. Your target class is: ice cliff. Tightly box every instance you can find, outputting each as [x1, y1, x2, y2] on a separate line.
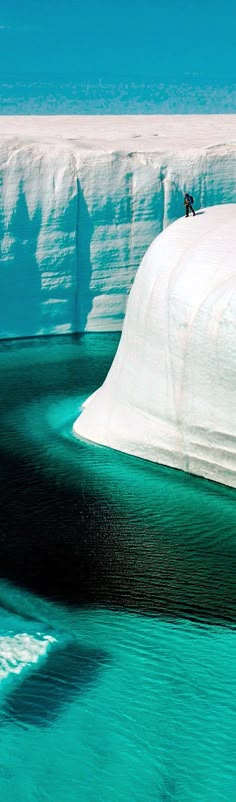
[73, 205, 236, 489]
[0, 116, 236, 337]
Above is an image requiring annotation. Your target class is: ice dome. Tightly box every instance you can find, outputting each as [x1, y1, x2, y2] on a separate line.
[74, 205, 236, 488]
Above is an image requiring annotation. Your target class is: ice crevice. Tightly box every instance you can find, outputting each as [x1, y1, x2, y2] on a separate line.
[0, 116, 236, 337]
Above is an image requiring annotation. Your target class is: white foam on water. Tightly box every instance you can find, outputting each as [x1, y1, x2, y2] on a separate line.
[0, 633, 56, 685]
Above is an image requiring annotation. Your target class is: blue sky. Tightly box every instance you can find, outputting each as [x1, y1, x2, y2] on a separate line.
[0, 0, 235, 112]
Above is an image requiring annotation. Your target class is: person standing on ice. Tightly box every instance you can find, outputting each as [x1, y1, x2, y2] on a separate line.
[184, 192, 195, 217]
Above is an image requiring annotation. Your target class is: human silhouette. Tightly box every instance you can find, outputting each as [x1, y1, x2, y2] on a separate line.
[184, 192, 195, 218]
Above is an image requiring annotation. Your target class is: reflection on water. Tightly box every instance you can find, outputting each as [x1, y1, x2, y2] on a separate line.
[0, 333, 236, 801]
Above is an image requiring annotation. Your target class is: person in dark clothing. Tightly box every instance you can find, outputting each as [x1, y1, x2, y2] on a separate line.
[184, 192, 196, 217]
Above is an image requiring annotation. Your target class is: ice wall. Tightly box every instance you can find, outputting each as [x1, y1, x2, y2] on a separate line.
[74, 205, 236, 489]
[0, 120, 236, 337]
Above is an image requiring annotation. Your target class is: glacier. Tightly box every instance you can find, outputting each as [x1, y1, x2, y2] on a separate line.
[73, 205, 236, 489]
[0, 116, 236, 337]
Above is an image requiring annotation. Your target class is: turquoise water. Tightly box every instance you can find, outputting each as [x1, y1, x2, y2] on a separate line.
[0, 333, 236, 801]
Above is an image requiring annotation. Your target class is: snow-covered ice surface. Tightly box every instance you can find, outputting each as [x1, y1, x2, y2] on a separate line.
[74, 205, 236, 488]
[0, 116, 236, 337]
[1, 115, 236, 150]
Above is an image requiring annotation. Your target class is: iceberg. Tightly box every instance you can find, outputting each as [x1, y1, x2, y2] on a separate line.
[73, 205, 236, 488]
[0, 116, 236, 337]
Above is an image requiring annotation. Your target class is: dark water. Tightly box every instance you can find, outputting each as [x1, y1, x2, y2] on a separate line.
[0, 333, 236, 801]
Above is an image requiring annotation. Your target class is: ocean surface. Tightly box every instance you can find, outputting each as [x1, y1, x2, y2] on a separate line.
[0, 332, 236, 802]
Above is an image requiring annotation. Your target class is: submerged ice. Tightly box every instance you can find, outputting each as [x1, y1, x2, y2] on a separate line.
[0, 117, 236, 337]
[74, 205, 236, 488]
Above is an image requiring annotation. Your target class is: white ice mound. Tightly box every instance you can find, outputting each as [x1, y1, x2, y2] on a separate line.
[73, 205, 236, 488]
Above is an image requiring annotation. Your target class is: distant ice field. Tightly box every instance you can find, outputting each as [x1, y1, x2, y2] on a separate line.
[0, 76, 235, 114]
[1, 113, 236, 150]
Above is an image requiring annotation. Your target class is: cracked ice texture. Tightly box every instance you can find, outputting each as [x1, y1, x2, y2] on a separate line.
[74, 205, 236, 488]
[0, 116, 236, 337]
